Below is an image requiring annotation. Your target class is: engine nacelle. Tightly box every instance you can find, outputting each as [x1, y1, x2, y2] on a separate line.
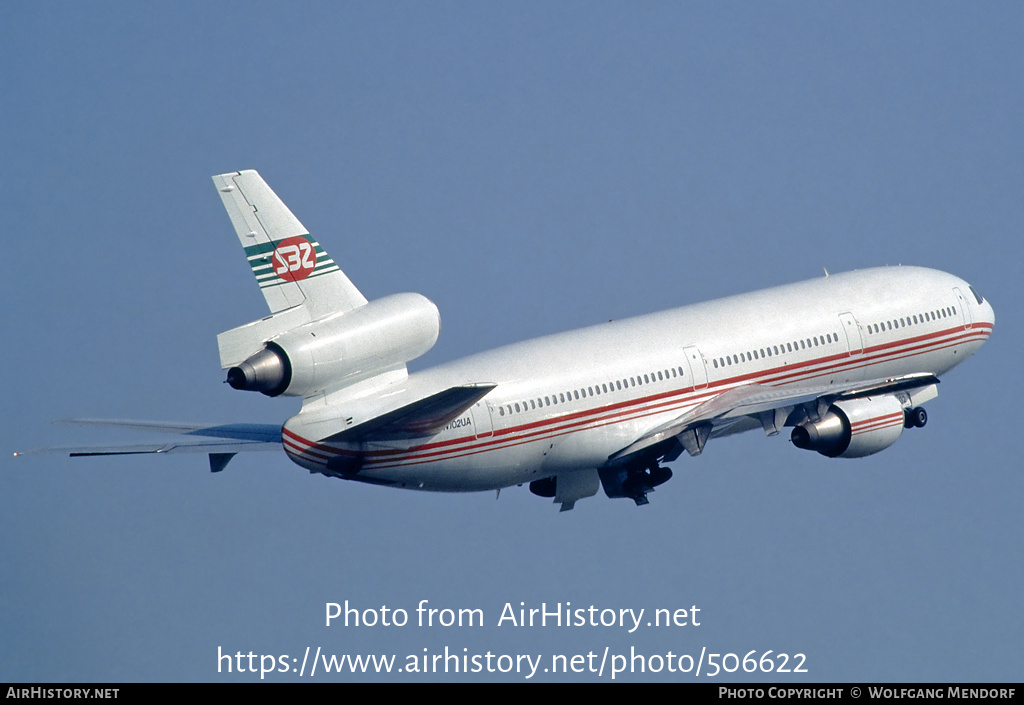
[227, 292, 440, 397]
[791, 395, 905, 458]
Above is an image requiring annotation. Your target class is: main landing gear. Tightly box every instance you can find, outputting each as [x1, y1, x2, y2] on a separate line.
[598, 461, 673, 506]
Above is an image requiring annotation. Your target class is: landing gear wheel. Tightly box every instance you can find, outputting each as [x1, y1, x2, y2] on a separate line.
[905, 407, 928, 429]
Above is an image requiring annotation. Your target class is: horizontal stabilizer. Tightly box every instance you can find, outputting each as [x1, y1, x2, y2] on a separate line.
[69, 441, 279, 455]
[13, 420, 284, 461]
[14, 439, 281, 458]
[326, 384, 497, 441]
[62, 419, 283, 443]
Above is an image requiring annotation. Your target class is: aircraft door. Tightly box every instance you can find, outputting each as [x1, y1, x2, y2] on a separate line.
[952, 287, 973, 329]
[471, 401, 494, 439]
[839, 312, 863, 355]
[682, 346, 708, 389]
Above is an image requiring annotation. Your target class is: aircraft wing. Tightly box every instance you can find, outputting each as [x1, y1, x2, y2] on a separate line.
[15, 421, 283, 472]
[608, 373, 940, 465]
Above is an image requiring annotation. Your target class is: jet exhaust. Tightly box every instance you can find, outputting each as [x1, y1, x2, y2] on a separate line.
[226, 343, 291, 397]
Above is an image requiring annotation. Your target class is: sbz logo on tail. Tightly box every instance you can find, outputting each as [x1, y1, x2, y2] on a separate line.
[272, 236, 317, 281]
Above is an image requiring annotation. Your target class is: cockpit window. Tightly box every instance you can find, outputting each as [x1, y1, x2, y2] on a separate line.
[969, 285, 984, 305]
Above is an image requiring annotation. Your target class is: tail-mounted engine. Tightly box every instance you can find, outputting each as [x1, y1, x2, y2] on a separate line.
[226, 292, 440, 397]
[791, 395, 920, 458]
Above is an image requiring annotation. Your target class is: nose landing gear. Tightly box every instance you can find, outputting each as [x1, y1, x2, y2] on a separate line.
[904, 407, 928, 429]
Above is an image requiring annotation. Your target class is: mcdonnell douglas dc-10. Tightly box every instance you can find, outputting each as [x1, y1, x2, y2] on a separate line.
[44, 171, 995, 511]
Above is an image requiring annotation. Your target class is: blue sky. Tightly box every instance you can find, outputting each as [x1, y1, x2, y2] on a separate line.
[2, 2, 1021, 682]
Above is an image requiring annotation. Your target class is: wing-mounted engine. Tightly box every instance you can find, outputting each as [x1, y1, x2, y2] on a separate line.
[791, 395, 915, 458]
[225, 292, 441, 397]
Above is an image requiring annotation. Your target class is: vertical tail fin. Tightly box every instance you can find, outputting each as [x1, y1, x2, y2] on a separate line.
[212, 170, 367, 317]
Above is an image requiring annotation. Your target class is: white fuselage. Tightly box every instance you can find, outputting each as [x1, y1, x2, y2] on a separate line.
[280, 266, 994, 491]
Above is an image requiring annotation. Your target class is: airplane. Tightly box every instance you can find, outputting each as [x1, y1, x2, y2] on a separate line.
[32, 170, 995, 511]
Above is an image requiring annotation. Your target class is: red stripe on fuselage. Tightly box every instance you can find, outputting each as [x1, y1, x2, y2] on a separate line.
[284, 323, 991, 470]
